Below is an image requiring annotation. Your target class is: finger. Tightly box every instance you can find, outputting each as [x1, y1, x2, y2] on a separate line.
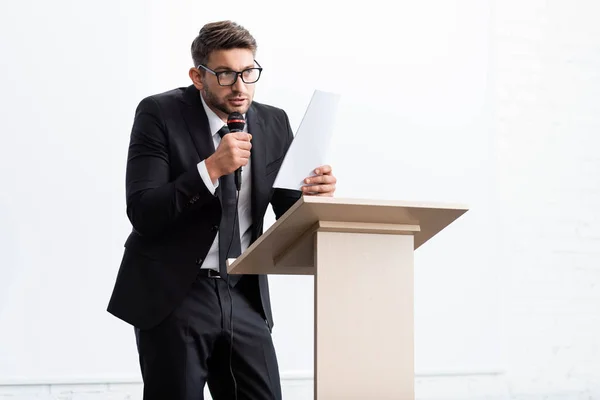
[235, 155, 250, 168]
[304, 175, 337, 185]
[237, 141, 252, 151]
[314, 165, 332, 175]
[237, 150, 251, 159]
[302, 184, 335, 194]
[232, 132, 252, 141]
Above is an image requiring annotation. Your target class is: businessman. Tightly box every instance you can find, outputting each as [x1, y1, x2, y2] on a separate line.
[107, 20, 336, 400]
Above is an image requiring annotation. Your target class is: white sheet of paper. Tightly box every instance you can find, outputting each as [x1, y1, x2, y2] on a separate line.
[273, 90, 341, 190]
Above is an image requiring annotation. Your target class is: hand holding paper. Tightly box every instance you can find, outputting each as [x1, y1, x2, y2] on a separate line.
[301, 165, 337, 196]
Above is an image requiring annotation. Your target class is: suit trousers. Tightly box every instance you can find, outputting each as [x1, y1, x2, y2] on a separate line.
[134, 273, 282, 400]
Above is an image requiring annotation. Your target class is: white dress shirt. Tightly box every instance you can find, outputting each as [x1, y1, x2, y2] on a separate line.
[196, 95, 253, 270]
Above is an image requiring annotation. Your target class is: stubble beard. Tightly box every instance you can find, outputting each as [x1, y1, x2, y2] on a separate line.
[202, 85, 251, 118]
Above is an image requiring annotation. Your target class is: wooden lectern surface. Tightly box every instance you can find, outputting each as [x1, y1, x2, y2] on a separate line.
[227, 196, 468, 275]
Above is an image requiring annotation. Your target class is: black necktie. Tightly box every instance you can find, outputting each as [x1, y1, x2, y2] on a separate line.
[216, 125, 242, 283]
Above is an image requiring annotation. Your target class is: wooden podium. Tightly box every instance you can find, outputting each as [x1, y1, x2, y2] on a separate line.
[228, 196, 468, 400]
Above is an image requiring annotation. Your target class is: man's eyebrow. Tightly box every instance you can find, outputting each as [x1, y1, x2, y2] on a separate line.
[213, 64, 255, 71]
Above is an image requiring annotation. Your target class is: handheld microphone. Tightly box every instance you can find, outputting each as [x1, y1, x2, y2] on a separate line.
[227, 112, 246, 191]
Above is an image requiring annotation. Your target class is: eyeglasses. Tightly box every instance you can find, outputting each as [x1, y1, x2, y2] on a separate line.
[197, 60, 263, 86]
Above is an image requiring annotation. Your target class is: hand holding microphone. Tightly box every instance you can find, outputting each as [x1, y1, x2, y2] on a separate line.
[205, 112, 251, 188]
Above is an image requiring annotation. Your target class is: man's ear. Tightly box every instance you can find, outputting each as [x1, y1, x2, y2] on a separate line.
[189, 68, 204, 91]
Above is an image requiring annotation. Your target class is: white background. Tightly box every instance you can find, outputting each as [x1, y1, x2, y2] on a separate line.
[1, 0, 498, 386]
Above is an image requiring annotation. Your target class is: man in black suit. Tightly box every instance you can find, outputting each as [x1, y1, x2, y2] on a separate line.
[107, 20, 336, 400]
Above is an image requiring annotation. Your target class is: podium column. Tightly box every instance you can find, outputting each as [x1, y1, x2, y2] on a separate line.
[313, 222, 418, 400]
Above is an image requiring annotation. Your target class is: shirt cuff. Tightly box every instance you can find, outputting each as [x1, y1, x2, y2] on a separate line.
[197, 160, 219, 195]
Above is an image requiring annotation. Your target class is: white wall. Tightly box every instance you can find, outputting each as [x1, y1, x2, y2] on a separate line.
[1, 0, 599, 399]
[494, 0, 600, 397]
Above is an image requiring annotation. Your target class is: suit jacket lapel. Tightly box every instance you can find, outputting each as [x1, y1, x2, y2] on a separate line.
[247, 104, 268, 240]
[180, 85, 216, 164]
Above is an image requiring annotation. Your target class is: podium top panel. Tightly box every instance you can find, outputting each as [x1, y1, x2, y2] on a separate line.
[227, 196, 468, 275]
[294, 196, 468, 249]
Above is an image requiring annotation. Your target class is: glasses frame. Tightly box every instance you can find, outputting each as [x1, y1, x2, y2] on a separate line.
[197, 60, 263, 86]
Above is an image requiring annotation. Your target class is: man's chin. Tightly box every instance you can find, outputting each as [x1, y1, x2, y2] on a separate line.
[220, 102, 250, 116]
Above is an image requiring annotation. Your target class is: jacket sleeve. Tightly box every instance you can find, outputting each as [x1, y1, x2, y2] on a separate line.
[125, 96, 215, 237]
[270, 110, 302, 220]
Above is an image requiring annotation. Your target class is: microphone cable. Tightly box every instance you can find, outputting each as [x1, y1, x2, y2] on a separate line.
[224, 111, 246, 400]
[225, 186, 241, 400]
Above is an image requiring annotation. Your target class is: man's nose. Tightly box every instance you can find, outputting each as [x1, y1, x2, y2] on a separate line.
[232, 75, 246, 92]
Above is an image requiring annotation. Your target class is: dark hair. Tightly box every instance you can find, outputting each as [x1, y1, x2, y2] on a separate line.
[191, 20, 257, 67]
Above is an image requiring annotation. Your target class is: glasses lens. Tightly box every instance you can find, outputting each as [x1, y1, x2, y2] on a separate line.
[217, 71, 237, 86]
[242, 68, 261, 83]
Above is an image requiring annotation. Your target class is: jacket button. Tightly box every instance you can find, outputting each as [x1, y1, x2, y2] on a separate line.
[211, 225, 219, 232]
[195, 258, 203, 265]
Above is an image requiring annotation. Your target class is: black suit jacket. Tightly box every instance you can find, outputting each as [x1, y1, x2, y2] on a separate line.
[107, 85, 301, 330]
